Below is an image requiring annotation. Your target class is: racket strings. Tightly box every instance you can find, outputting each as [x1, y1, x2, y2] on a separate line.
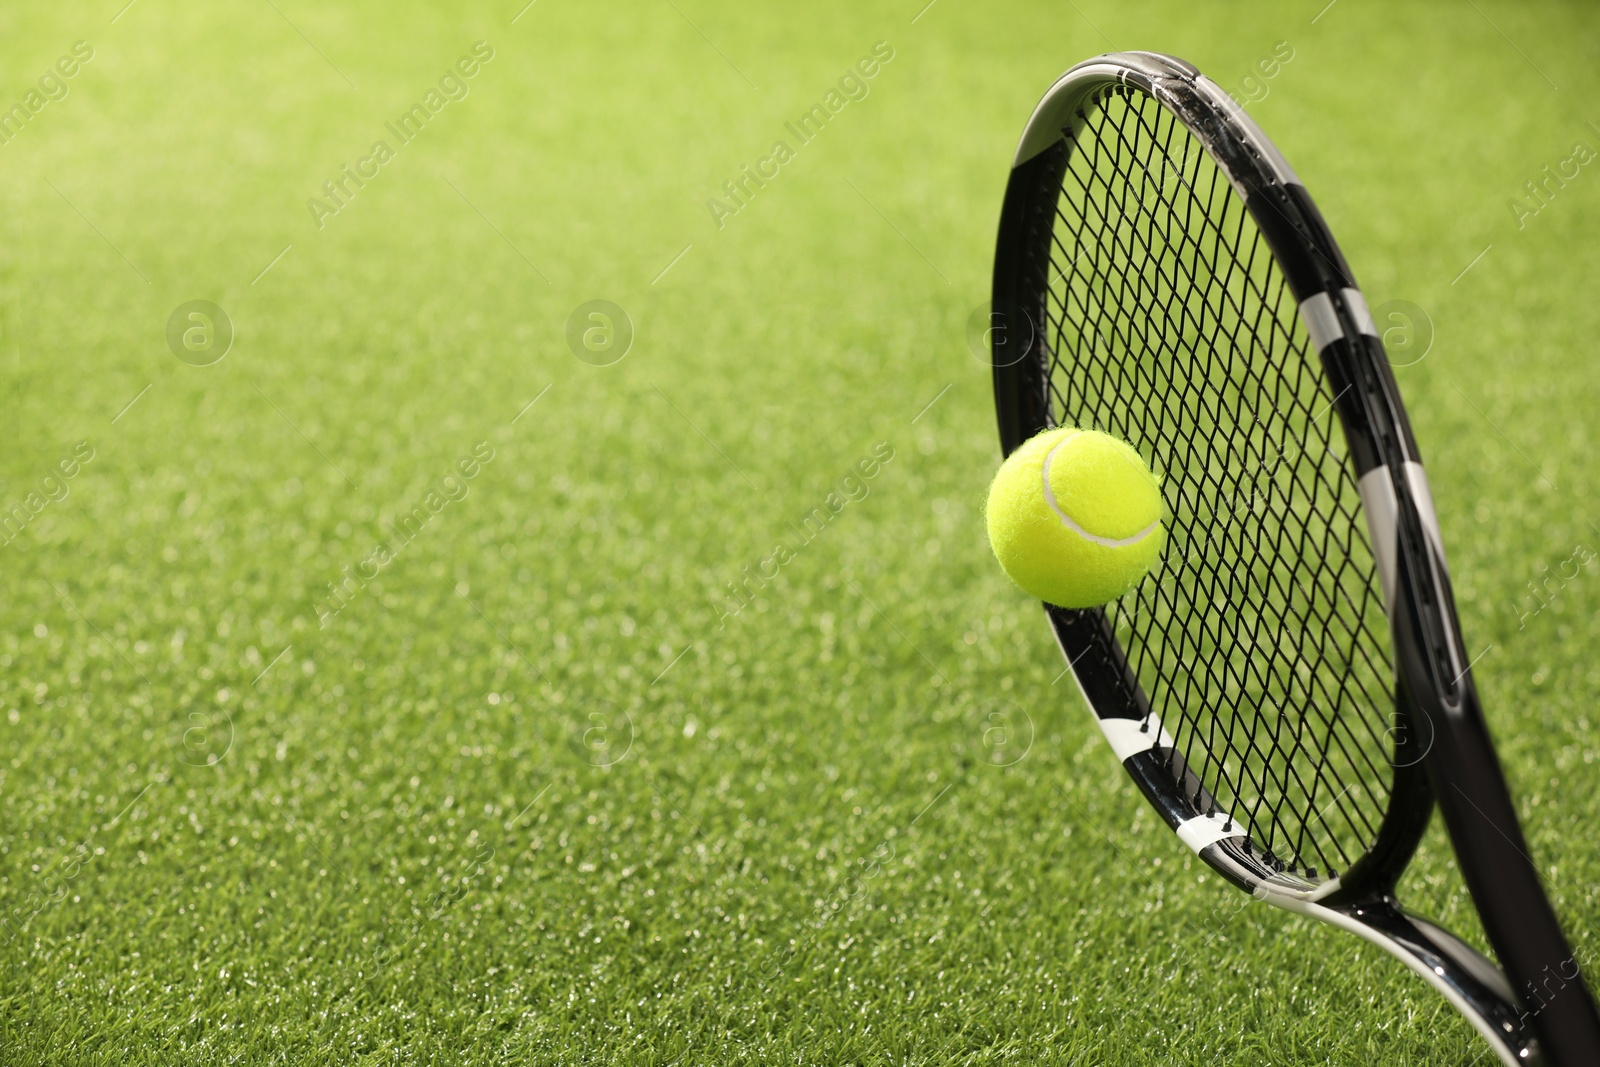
[1041, 85, 1394, 880]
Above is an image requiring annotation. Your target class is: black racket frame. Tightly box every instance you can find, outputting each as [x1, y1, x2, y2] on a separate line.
[990, 50, 1600, 1066]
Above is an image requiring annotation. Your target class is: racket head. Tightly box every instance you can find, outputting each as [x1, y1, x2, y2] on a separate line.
[989, 51, 1433, 906]
[991, 51, 1600, 1066]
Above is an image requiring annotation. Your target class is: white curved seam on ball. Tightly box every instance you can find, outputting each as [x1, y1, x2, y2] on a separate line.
[1040, 437, 1159, 548]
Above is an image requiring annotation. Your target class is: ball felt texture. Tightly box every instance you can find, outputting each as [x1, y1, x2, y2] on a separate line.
[985, 427, 1165, 608]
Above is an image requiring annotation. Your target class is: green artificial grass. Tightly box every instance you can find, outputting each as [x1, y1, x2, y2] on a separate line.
[3, 0, 1600, 1063]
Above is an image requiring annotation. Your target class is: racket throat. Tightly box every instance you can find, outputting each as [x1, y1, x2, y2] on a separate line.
[1286, 893, 1540, 1066]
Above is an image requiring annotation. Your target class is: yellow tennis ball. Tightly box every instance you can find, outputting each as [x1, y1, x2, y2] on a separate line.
[985, 427, 1164, 608]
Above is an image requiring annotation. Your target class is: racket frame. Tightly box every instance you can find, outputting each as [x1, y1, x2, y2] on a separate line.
[991, 50, 1600, 1066]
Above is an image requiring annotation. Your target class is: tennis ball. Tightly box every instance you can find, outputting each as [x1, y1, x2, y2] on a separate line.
[985, 427, 1164, 608]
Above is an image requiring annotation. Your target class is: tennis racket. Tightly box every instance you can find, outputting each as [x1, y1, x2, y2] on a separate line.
[988, 51, 1600, 1066]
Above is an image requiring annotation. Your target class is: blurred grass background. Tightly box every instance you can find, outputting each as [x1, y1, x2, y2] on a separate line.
[1, 0, 1598, 1062]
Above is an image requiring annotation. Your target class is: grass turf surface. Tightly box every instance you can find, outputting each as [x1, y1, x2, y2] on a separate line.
[3, 0, 1600, 1063]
